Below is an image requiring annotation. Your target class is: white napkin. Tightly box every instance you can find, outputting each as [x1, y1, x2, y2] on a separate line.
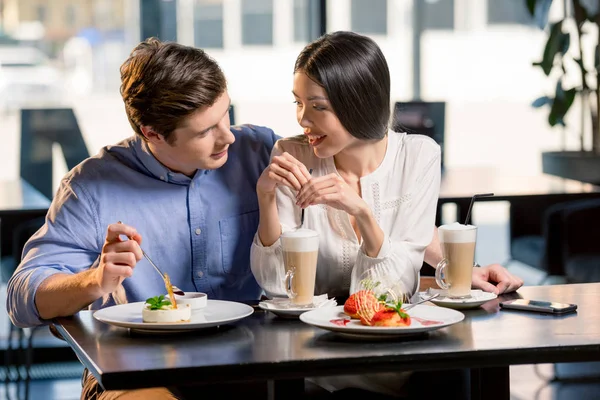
[260, 294, 337, 310]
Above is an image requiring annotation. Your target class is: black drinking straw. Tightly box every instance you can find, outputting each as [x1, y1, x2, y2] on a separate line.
[464, 193, 494, 225]
[300, 169, 313, 227]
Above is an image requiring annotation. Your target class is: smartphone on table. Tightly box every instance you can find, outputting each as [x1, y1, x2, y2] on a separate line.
[499, 299, 577, 315]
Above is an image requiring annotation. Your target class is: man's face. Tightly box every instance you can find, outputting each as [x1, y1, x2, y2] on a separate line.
[149, 92, 234, 176]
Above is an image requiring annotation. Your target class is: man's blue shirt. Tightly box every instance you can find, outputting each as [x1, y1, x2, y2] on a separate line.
[7, 125, 278, 327]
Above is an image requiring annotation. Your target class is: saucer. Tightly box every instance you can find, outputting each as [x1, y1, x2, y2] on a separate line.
[420, 289, 497, 310]
[259, 295, 337, 318]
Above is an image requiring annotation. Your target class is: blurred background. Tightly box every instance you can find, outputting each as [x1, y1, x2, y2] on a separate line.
[0, 0, 586, 186]
[1, 1, 600, 399]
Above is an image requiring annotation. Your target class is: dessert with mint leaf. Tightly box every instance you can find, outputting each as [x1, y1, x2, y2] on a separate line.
[142, 295, 191, 323]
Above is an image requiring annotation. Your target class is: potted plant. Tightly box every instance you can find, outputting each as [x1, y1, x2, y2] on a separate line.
[528, 0, 600, 184]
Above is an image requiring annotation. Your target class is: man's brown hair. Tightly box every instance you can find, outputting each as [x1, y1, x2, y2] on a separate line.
[120, 38, 227, 144]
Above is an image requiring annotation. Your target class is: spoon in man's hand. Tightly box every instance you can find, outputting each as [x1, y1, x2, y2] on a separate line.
[117, 221, 184, 296]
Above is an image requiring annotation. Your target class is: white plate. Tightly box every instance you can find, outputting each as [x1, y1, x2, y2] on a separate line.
[93, 300, 253, 333]
[299, 305, 464, 338]
[423, 290, 497, 310]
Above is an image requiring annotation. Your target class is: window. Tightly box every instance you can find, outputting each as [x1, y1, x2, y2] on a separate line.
[37, 6, 47, 23]
[242, 0, 273, 45]
[194, 0, 224, 48]
[293, 0, 321, 43]
[140, 0, 177, 42]
[423, 0, 454, 31]
[66, 5, 77, 27]
[487, 0, 534, 26]
[351, 0, 387, 35]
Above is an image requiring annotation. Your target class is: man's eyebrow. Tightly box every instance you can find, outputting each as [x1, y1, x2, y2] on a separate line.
[197, 100, 232, 134]
[291, 91, 328, 101]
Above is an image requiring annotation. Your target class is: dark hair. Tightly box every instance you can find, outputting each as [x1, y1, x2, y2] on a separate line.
[294, 31, 390, 141]
[120, 38, 226, 144]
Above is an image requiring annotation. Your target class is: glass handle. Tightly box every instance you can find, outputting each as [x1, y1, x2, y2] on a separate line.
[285, 267, 297, 299]
[435, 259, 451, 290]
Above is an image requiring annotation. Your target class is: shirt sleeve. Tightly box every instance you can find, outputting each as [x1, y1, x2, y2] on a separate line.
[7, 178, 102, 328]
[350, 145, 441, 298]
[250, 142, 302, 298]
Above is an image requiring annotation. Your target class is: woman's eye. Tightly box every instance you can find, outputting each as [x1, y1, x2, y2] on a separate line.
[293, 101, 303, 107]
[313, 105, 326, 111]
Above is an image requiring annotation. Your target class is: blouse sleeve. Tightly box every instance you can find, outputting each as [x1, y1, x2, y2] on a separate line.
[250, 142, 304, 298]
[350, 145, 441, 298]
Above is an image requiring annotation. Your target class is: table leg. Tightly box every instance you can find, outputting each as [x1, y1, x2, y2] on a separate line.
[470, 366, 509, 400]
[267, 378, 305, 400]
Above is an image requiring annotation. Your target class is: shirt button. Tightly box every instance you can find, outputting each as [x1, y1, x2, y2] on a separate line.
[190, 182, 195, 188]
[197, 271, 204, 278]
[195, 228, 201, 235]
[160, 176, 165, 181]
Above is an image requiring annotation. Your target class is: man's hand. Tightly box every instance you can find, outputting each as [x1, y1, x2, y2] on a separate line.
[94, 222, 143, 296]
[472, 264, 524, 295]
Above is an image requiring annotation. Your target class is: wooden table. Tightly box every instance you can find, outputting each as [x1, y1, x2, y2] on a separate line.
[53, 283, 600, 399]
[438, 167, 600, 224]
[0, 179, 50, 261]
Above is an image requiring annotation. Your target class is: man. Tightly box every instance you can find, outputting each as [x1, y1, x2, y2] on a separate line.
[424, 227, 524, 294]
[8, 38, 277, 399]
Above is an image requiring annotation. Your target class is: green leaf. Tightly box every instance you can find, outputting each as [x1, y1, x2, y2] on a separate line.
[145, 295, 172, 310]
[539, 21, 566, 76]
[532, 96, 552, 108]
[526, 0, 537, 16]
[548, 81, 576, 127]
[560, 33, 570, 55]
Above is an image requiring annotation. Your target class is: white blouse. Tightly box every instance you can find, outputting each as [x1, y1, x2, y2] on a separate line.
[250, 130, 441, 299]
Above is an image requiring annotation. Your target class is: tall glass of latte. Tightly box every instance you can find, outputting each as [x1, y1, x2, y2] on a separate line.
[435, 222, 477, 298]
[281, 229, 319, 306]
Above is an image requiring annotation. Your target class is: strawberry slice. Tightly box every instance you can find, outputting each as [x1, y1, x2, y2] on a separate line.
[344, 290, 382, 319]
[369, 308, 411, 327]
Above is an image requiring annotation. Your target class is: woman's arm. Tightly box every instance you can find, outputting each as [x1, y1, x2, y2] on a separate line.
[251, 142, 312, 297]
[423, 226, 442, 268]
[351, 146, 442, 296]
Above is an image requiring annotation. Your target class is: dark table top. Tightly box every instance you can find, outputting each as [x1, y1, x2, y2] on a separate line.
[439, 167, 600, 202]
[54, 283, 600, 390]
[0, 179, 51, 213]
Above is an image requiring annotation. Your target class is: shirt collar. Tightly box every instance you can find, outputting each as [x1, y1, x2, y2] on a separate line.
[132, 136, 198, 185]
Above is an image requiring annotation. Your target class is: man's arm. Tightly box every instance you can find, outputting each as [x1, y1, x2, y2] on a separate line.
[34, 223, 142, 321]
[7, 178, 141, 327]
[35, 270, 104, 320]
[423, 226, 524, 294]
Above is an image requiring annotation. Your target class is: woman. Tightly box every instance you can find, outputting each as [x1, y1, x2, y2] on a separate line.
[250, 31, 441, 302]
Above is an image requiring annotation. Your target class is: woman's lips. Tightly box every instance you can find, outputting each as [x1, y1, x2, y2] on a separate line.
[308, 135, 326, 147]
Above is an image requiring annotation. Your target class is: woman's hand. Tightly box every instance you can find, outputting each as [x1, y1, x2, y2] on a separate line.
[296, 173, 368, 216]
[256, 152, 312, 196]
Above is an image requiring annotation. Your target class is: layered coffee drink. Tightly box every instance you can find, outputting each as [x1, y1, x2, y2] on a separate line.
[436, 222, 477, 298]
[281, 229, 319, 306]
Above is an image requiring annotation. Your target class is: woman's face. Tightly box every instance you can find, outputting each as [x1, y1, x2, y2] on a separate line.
[293, 71, 358, 158]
